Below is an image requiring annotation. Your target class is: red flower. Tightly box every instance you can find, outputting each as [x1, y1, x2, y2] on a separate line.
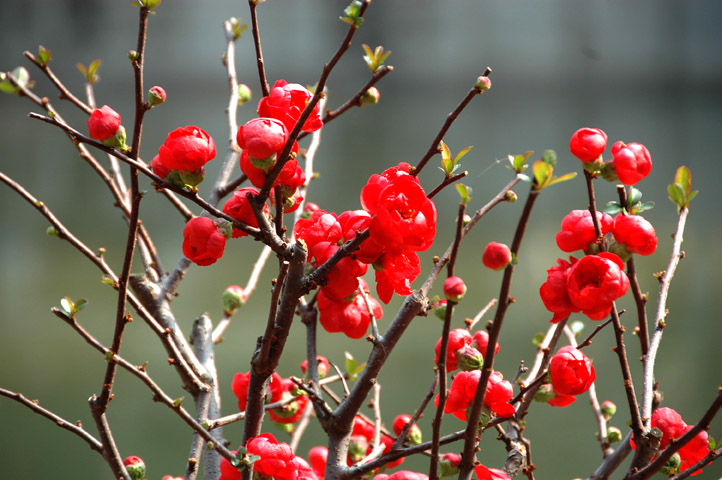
[611, 214, 658, 256]
[441, 370, 514, 421]
[392, 414, 422, 444]
[310, 242, 368, 301]
[367, 174, 436, 254]
[374, 472, 428, 480]
[373, 250, 421, 304]
[360, 163, 414, 213]
[317, 279, 382, 339]
[569, 127, 608, 163]
[610, 140, 652, 185]
[539, 257, 580, 323]
[182, 217, 227, 266]
[555, 209, 612, 253]
[352, 415, 375, 441]
[151, 154, 172, 179]
[219, 448, 241, 480]
[236, 117, 289, 161]
[337, 210, 385, 264]
[307, 446, 328, 479]
[258, 80, 323, 133]
[566, 252, 629, 320]
[434, 328, 473, 371]
[294, 209, 342, 254]
[231, 371, 282, 412]
[246, 433, 295, 477]
[443, 276, 467, 302]
[269, 377, 308, 424]
[240, 145, 300, 188]
[159, 126, 216, 172]
[279, 455, 319, 480]
[379, 434, 404, 469]
[88, 105, 122, 141]
[482, 242, 511, 271]
[550, 346, 596, 397]
[300, 355, 330, 378]
[222, 187, 267, 238]
[471, 329, 500, 359]
[474, 464, 511, 480]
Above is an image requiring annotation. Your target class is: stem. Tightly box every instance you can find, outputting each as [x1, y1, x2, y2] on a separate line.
[248, 0, 270, 98]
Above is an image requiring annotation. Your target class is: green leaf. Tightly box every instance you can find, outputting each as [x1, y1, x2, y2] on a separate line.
[340, 0, 364, 28]
[674, 166, 692, 196]
[454, 146, 473, 163]
[532, 332, 545, 346]
[101, 275, 115, 286]
[627, 187, 643, 206]
[0, 74, 15, 95]
[172, 397, 184, 408]
[603, 201, 623, 215]
[344, 351, 357, 375]
[687, 190, 698, 202]
[74, 298, 88, 313]
[60, 297, 74, 316]
[532, 160, 553, 187]
[439, 140, 452, 175]
[545, 171, 578, 187]
[456, 184, 472, 205]
[632, 201, 655, 214]
[38, 45, 52, 66]
[509, 151, 533, 173]
[541, 149, 557, 167]
[11, 67, 30, 90]
[667, 183, 684, 205]
[709, 436, 716, 450]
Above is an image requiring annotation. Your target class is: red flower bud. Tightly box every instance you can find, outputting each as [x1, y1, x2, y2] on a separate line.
[236, 117, 289, 161]
[361, 86, 381, 105]
[158, 126, 216, 172]
[245, 433, 295, 477]
[268, 377, 308, 424]
[471, 329, 500, 359]
[611, 214, 657, 256]
[294, 209, 342, 254]
[222, 187, 268, 238]
[378, 471, 428, 480]
[148, 85, 166, 107]
[258, 80, 323, 133]
[569, 127, 608, 163]
[435, 328, 473, 371]
[482, 242, 511, 270]
[555, 209, 612, 253]
[351, 415, 375, 442]
[88, 105, 122, 142]
[317, 278, 382, 339]
[231, 371, 283, 412]
[443, 276, 467, 302]
[300, 355, 330, 378]
[307, 446, 328, 479]
[610, 140, 652, 185]
[550, 345, 595, 396]
[123, 456, 146, 480]
[182, 217, 228, 266]
[392, 414, 423, 444]
[439, 452, 461, 477]
[474, 464, 511, 480]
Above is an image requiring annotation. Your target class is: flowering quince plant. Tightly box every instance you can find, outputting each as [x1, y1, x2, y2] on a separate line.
[1, 3, 718, 480]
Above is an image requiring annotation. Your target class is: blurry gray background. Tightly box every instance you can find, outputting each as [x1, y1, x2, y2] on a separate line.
[1, 1, 721, 478]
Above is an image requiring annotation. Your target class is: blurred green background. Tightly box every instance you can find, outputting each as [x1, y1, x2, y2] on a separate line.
[1, 1, 721, 478]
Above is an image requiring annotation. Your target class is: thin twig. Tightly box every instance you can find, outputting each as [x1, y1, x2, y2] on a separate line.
[465, 298, 498, 331]
[427, 171, 469, 200]
[24, 51, 93, 114]
[248, 0, 270, 98]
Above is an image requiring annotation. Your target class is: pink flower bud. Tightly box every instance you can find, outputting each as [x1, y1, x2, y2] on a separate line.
[455, 345, 484, 371]
[569, 127, 608, 163]
[611, 214, 657, 256]
[182, 217, 227, 266]
[443, 276, 466, 302]
[236, 117, 289, 162]
[300, 355, 330, 378]
[601, 400, 617, 419]
[148, 85, 166, 107]
[88, 105, 122, 142]
[439, 453, 461, 477]
[123, 456, 146, 480]
[482, 242, 511, 271]
[475, 76, 492, 92]
[610, 140, 652, 185]
[222, 285, 246, 314]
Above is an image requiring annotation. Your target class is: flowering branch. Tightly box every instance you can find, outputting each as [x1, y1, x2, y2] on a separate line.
[23, 51, 93, 115]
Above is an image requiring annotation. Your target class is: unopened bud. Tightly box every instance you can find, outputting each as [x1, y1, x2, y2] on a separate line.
[434, 300, 448, 321]
[601, 400, 617, 420]
[223, 285, 246, 314]
[660, 452, 681, 476]
[455, 345, 483, 371]
[214, 218, 234, 240]
[128, 50, 139, 62]
[123, 456, 146, 480]
[237, 84, 252, 105]
[148, 85, 167, 108]
[606, 426, 622, 443]
[474, 76, 492, 92]
[504, 190, 517, 203]
[361, 86, 380, 105]
[46, 226, 59, 237]
[439, 452, 461, 477]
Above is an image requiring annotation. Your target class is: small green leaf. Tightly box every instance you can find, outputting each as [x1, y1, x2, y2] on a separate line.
[509, 152, 532, 173]
[532, 160, 553, 187]
[667, 183, 684, 205]
[627, 187, 643, 206]
[545, 171, 578, 188]
[340, 0, 364, 28]
[38, 46, 52, 66]
[454, 146, 473, 163]
[172, 397, 184, 408]
[101, 275, 116, 286]
[60, 297, 74, 316]
[105, 351, 115, 361]
[532, 332, 545, 346]
[517, 173, 532, 183]
[456, 184, 472, 205]
[674, 166, 692, 196]
[632, 201, 655, 214]
[709, 436, 716, 450]
[603, 201, 623, 215]
[687, 190, 698, 202]
[74, 299, 88, 313]
[344, 351, 357, 375]
[541, 149, 557, 167]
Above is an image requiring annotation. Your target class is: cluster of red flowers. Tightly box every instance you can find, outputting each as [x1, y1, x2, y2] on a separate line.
[220, 433, 318, 480]
[630, 407, 710, 476]
[436, 369, 515, 421]
[434, 328, 500, 372]
[569, 127, 652, 186]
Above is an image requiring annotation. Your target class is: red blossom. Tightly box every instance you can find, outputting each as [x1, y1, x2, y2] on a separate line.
[294, 209, 342, 255]
[610, 140, 652, 185]
[182, 217, 227, 266]
[566, 252, 629, 320]
[471, 329, 500, 359]
[158, 126, 216, 172]
[222, 187, 267, 238]
[555, 209, 612, 253]
[337, 210, 385, 264]
[569, 127, 608, 163]
[307, 446, 328, 479]
[245, 433, 295, 477]
[269, 377, 309, 424]
[87, 105, 121, 141]
[300, 355, 330, 378]
[373, 250, 421, 304]
[258, 80, 323, 133]
[474, 464, 511, 480]
[549, 345, 596, 397]
[231, 371, 283, 412]
[440, 370, 514, 421]
[310, 241, 368, 301]
[317, 279, 382, 339]
[482, 242, 511, 271]
[611, 214, 658, 256]
[434, 328, 473, 371]
[373, 471, 428, 480]
[539, 257, 580, 323]
[236, 117, 289, 161]
[443, 276, 467, 302]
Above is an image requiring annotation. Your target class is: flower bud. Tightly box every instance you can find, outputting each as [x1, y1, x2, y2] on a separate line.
[361, 86, 380, 105]
[455, 345, 483, 371]
[392, 414, 423, 445]
[439, 452, 461, 477]
[504, 190, 517, 203]
[601, 400, 617, 420]
[222, 285, 247, 314]
[87, 105, 127, 150]
[606, 426, 623, 443]
[434, 299, 448, 321]
[147, 85, 166, 107]
[660, 452, 681, 476]
[123, 456, 146, 480]
[482, 242, 511, 271]
[475, 76, 492, 92]
[46, 226, 59, 237]
[569, 127, 607, 164]
[237, 83, 252, 105]
[443, 276, 466, 302]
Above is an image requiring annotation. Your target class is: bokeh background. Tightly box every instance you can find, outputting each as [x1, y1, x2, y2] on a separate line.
[1, 1, 721, 478]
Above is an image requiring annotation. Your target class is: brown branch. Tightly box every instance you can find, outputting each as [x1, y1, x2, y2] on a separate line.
[248, 0, 270, 98]
[24, 51, 93, 114]
[427, 171, 468, 200]
[413, 67, 491, 177]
